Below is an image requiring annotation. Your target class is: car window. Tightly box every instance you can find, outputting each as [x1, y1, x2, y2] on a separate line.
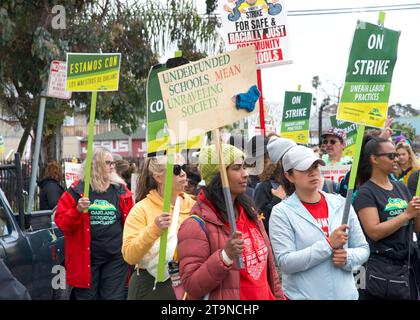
[0, 205, 10, 237]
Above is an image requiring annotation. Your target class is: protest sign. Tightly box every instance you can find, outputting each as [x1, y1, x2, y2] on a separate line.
[158, 46, 258, 140]
[220, 0, 292, 68]
[64, 162, 81, 188]
[66, 52, 121, 202]
[321, 165, 351, 184]
[0, 136, 4, 154]
[66, 53, 121, 92]
[337, 21, 400, 128]
[147, 62, 203, 155]
[330, 115, 358, 157]
[280, 91, 312, 144]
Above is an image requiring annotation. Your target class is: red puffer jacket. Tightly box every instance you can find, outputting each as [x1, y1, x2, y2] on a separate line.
[177, 191, 284, 300]
[54, 180, 133, 288]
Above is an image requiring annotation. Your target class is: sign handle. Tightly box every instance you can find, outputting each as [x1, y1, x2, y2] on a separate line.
[297, 85, 301, 92]
[83, 92, 98, 201]
[256, 69, 265, 136]
[213, 128, 244, 269]
[156, 51, 181, 282]
[156, 145, 175, 282]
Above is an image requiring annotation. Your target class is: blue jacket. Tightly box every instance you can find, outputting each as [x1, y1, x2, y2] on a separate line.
[269, 191, 369, 300]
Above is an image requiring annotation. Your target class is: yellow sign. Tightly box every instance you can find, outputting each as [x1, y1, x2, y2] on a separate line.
[280, 130, 308, 144]
[66, 53, 121, 92]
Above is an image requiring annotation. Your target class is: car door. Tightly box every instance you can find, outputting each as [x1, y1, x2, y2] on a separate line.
[0, 191, 34, 296]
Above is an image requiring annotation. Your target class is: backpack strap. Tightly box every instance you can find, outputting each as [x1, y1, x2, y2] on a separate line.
[190, 215, 208, 240]
[173, 215, 208, 262]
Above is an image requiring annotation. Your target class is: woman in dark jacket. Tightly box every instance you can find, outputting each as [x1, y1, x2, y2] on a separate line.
[38, 161, 65, 210]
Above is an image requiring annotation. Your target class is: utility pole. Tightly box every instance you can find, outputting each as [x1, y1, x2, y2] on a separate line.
[318, 96, 331, 145]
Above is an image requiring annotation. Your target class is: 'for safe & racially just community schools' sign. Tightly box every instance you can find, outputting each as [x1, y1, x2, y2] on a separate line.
[65, 53, 121, 92]
[280, 91, 312, 144]
[158, 46, 259, 140]
[337, 21, 399, 128]
[220, 0, 292, 68]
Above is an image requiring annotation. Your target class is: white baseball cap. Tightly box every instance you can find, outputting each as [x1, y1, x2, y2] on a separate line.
[282, 145, 326, 172]
[267, 137, 297, 163]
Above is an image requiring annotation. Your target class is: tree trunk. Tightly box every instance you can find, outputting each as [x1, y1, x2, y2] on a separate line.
[17, 124, 32, 157]
[41, 125, 63, 163]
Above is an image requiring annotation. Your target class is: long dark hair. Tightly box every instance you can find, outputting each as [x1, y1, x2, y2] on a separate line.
[357, 135, 391, 186]
[280, 169, 296, 196]
[204, 173, 258, 223]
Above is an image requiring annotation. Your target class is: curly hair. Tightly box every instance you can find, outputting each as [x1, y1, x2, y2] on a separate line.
[43, 161, 62, 182]
[258, 154, 282, 184]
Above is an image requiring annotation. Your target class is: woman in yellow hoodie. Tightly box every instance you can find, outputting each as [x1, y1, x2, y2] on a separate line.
[122, 155, 196, 300]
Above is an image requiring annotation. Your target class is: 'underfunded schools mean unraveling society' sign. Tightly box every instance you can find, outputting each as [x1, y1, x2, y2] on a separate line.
[220, 0, 292, 68]
[330, 115, 359, 157]
[280, 91, 312, 144]
[66, 53, 121, 92]
[158, 46, 259, 139]
[147, 61, 203, 155]
[337, 21, 400, 128]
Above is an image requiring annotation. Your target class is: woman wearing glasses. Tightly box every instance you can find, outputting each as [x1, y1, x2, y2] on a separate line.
[353, 136, 420, 300]
[55, 147, 134, 299]
[122, 155, 195, 300]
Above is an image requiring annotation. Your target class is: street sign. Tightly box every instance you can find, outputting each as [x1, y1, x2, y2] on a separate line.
[47, 60, 72, 99]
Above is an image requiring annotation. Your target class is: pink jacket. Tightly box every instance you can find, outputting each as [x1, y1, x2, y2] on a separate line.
[177, 192, 284, 300]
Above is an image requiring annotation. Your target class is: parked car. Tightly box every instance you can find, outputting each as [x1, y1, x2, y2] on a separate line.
[0, 153, 65, 299]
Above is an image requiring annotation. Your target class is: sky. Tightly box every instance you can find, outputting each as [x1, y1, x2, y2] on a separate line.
[193, 0, 420, 110]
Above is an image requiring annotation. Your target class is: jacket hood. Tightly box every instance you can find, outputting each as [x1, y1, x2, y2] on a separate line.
[146, 189, 195, 214]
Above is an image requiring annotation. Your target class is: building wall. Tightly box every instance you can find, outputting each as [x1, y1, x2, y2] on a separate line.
[80, 139, 145, 159]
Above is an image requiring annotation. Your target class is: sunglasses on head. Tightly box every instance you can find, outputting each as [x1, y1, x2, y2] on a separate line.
[173, 164, 187, 176]
[322, 139, 338, 145]
[375, 152, 399, 160]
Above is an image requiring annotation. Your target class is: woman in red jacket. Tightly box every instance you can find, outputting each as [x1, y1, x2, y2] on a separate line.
[55, 147, 134, 300]
[177, 144, 284, 300]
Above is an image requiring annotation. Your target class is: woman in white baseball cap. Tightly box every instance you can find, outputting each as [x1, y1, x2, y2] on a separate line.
[269, 145, 369, 300]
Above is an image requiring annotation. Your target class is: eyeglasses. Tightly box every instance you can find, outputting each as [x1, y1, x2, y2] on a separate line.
[105, 160, 115, 166]
[322, 139, 338, 146]
[173, 164, 187, 176]
[375, 152, 399, 160]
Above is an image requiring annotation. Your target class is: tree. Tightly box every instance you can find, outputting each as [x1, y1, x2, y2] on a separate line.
[388, 103, 419, 118]
[0, 0, 220, 163]
[391, 122, 416, 142]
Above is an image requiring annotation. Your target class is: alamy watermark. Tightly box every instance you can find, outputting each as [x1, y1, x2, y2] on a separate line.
[51, 5, 66, 30]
